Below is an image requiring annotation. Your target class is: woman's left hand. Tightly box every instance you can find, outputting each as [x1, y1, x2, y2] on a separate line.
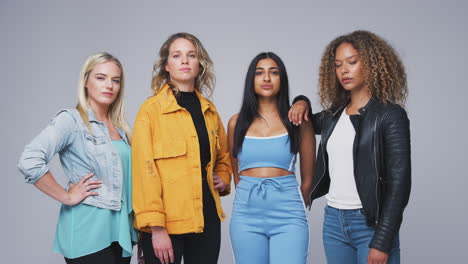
[367, 248, 388, 264]
[213, 174, 227, 192]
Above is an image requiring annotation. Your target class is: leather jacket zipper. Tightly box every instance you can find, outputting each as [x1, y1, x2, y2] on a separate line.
[311, 106, 344, 198]
[310, 142, 327, 197]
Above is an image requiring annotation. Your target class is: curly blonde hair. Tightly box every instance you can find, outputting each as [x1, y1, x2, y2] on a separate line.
[319, 30, 407, 111]
[151, 32, 215, 96]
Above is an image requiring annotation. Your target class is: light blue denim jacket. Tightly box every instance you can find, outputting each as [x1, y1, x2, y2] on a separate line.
[17, 109, 128, 211]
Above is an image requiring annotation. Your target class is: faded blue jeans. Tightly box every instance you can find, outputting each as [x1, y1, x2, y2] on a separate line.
[323, 206, 400, 264]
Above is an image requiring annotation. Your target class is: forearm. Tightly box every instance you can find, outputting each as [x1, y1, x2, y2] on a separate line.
[132, 118, 166, 231]
[370, 106, 411, 252]
[299, 119, 316, 204]
[34, 172, 70, 204]
[233, 171, 240, 186]
[215, 119, 232, 195]
[370, 176, 410, 252]
[300, 181, 312, 198]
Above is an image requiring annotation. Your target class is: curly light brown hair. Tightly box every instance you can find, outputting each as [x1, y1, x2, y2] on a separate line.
[151, 32, 215, 96]
[318, 30, 407, 111]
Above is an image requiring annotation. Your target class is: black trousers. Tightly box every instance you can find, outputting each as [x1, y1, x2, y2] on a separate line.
[141, 180, 221, 264]
[64, 242, 131, 264]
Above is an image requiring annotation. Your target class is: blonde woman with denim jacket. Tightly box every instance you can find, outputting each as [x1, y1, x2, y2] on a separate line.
[132, 33, 232, 264]
[17, 53, 137, 264]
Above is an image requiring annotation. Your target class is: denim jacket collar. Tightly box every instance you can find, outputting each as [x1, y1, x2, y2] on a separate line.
[86, 108, 129, 144]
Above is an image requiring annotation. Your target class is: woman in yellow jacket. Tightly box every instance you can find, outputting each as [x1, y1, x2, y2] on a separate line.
[132, 32, 232, 264]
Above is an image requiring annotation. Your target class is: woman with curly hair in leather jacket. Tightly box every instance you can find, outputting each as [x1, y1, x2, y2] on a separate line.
[290, 30, 411, 264]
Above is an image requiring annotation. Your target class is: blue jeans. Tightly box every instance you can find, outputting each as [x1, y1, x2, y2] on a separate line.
[323, 206, 400, 264]
[230, 175, 309, 264]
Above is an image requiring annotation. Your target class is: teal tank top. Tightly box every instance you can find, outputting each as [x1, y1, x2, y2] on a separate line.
[53, 139, 137, 258]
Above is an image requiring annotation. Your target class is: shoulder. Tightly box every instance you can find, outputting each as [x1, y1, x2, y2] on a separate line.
[141, 95, 163, 109]
[55, 108, 78, 117]
[53, 109, 80, 127]
[228, 113, 239, 131]
[312, 109, 334, 124]
[374, 103, 410, 133]
[136, 96, 162, 118]
[379, 103, 408, 121]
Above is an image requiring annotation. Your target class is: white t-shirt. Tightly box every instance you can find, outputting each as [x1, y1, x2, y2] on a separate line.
[325, 108, 363, 209]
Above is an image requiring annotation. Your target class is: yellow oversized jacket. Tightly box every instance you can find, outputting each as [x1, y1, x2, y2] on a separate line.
[132, 84, 232, 234]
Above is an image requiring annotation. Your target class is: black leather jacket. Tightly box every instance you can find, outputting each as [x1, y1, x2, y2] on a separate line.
[295, 96, 411, 253]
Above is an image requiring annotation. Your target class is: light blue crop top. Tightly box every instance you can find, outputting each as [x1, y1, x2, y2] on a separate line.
[237, 133, 297, 173]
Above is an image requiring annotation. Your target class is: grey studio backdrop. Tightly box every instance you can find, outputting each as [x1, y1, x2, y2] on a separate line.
[2, 0, 467, 263]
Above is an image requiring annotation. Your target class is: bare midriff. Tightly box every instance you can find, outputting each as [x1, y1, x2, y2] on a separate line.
[239, 167, 293, 178]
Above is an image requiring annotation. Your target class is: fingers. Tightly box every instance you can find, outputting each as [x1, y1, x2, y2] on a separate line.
[151, 229, 173, 264]
[66, 175, 101, 205]
[86, 181, 102, 191]
[288, 108, 293, 123]
[78, 172, 95, 183]
[162, 249, 169, 264]
[294, 109, 301, 125]
[169, 248, 174, 263]
[157, 247, 173, 264]
[289, 101, 311, 125]
[154, 248, 163, 264]
[155, 249, 163, 264]
[289, 106, 301, 126]
[214, 182, 225, 191]
[213, 174, 226, 191]
[85, 191, 99, 197]
[288, 107, 296, 125]
[213, 176, 221, 184]
[213, 175, 222, 185]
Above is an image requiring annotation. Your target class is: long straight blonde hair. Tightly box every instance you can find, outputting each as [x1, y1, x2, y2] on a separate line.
[76, 52, 132, 143]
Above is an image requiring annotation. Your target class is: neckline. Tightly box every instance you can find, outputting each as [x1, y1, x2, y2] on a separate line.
[178, 91, 197, 96]
[245, 132, 288, 139]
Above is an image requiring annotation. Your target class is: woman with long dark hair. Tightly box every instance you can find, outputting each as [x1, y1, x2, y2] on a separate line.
[228, 52, 315, 264]
[132, 32, 232, 264]
[290, 30, 411, 264]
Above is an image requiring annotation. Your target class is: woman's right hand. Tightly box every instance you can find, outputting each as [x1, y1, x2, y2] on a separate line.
[288, 100, 310, 126]
[65, 173, 102, 206]
[151, 226, 174, 264]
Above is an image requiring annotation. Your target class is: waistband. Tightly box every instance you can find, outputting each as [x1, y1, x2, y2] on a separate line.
[239, 174, 297, 187]
[238, 174, 298, 202]
[326, 205, 364, 213]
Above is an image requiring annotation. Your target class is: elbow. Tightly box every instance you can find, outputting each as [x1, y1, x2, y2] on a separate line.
[17, 155, 48, 184]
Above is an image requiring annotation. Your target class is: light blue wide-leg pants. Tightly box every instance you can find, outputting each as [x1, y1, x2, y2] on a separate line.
[230, 175, 309, 264]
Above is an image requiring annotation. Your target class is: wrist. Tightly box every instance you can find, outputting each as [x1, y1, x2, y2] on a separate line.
[60, 191, 72, 205]
[151, 226, 166, 234]
[300, 183, 312, 193]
